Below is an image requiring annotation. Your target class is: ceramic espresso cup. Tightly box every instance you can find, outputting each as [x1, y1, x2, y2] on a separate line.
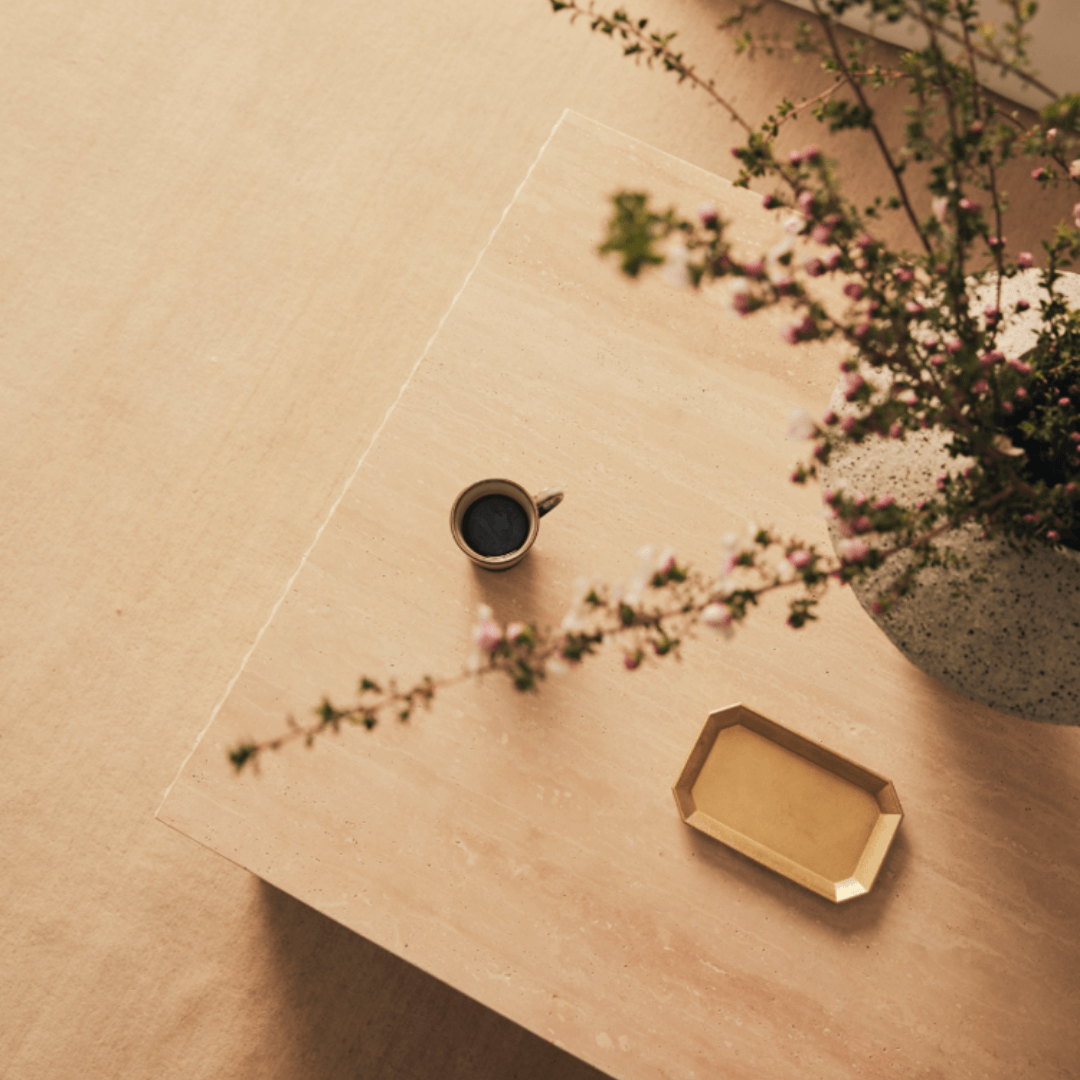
[450, 479, 564, 570]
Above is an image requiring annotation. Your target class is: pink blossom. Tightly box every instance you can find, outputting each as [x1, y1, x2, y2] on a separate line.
[657, 548, 677, 575]
[762, 192, 778, 209]
[843, 281, 864, 301]
[744, 257, 765, 278]
[980, 349, 1004, 366]
[798, 190, 814, 213]
[842, 372, 866, 400]
[1016, 299, 1031, 312]
[857, 233, 874, 249]
[852, 515, 871, 533]
[788, 550, 812, 569]
[474, 621, 502, 653]
[1066, 483, 1078, 494]
[841, 538, 870, 563]
[788, 149, 804, 165]
[873, 494, 895, 510]
[1032, 167, 1048, 180]
[698, 202, 719, 227]
[983, 306, 1001, 322]
[936, 471, 949, 491]
[1059, 397, 1072, 407]
[905, 301, 924, 315]
[1002, 401, 1014, 413]
[1072, 432, 1080, 443]
[854, 320, 871, 338]
[841, 415, 857, 434]
[1008, 357, 1032, 374]
[1017, 251, 1034, 268]
[924, 335, 939, 348]
[623, 652, 642, 670]
[804, 257, 825, 277]
[782, 315, 816, 344]
[811, 224, 832, 245]
[823, 488, 838, 504]
[889, 421, 903, 438]
[826, 251, 843, 271]
[958, 197, 981, 211]
[946, 337, 963, 354]
[930, 353, 945, 367]
[1015, 387, 1028, 400]
[1047, 530, 1060, 541]
[870, 600, 884, 615]
[804, 145, 820, 162]
[853, 491, 868, 507]
[894, 266, 915, 283]
[972, 379, 989, 395]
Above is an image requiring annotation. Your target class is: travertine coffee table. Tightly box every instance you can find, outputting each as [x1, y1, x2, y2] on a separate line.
[158, 112, 1080, 1079]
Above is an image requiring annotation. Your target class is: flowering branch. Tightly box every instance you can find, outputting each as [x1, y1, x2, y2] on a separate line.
[808, 0, 931, 255]
[550, 1, 754, 134]
[229, 455, 1044, 773]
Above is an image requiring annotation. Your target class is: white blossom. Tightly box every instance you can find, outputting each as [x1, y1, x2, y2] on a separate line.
[702, 602, 735, 639]
[786, 407, 816, 441]
[662, 243, 692, 288]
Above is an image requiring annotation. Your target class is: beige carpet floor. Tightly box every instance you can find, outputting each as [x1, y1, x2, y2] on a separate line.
[1, 2, 1072, 1078]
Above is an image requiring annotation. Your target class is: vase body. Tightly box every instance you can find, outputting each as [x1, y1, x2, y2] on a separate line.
[821, 271, 1080, 726]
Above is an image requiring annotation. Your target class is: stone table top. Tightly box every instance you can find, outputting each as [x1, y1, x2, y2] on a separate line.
[158, 112, 1080, 1080]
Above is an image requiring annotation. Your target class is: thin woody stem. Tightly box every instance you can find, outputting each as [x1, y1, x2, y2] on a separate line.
[232, 487, 1022, 771]
[778, 79, 845, 126]
[809, 0, 932, 256]
[915, 1, 1058, 100]
[955, 3, 1006, 323]
[556, 1, 753, 134]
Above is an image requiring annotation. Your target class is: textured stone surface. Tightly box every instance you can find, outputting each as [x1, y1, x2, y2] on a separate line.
[822, 271, 1080, 725]
[160, 113, 1080, 1080]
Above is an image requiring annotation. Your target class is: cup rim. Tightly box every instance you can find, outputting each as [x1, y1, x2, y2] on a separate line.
[450, 479, 539, 565]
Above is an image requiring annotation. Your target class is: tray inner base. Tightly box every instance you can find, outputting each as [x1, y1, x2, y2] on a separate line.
[690, 724, 880, 881]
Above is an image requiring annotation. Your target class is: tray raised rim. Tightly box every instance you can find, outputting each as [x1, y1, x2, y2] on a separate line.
[672, 703, 903, 903]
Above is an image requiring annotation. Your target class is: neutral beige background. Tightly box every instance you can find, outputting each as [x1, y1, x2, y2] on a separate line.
[3, 2, 1077, 1079]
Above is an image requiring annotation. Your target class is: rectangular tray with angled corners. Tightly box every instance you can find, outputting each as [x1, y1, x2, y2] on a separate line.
[673, 704, 902, 903]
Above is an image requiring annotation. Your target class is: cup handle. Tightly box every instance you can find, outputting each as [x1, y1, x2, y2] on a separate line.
[534, 487, 564, 517]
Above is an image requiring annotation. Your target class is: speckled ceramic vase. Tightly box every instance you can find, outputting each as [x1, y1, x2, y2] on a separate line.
[821, 270, 1080, 726]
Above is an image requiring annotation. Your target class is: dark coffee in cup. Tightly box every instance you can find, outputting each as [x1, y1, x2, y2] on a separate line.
[451, 478, 563, 570]
[461, 494, 530, 557]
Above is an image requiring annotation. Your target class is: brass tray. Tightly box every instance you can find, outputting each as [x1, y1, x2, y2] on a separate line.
[672, 704, 902, 902]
